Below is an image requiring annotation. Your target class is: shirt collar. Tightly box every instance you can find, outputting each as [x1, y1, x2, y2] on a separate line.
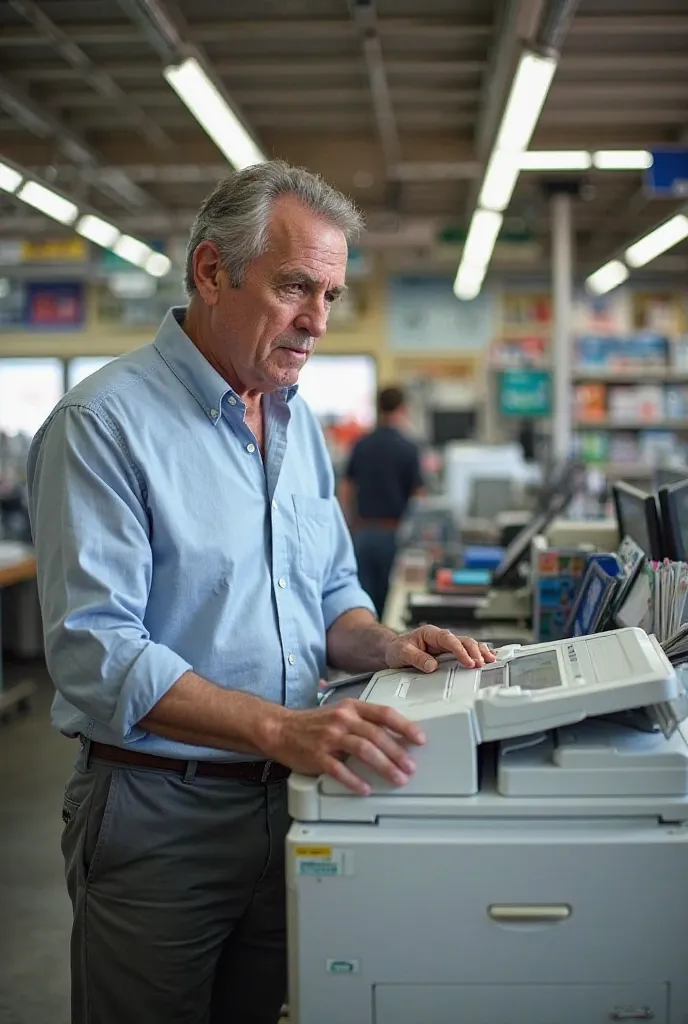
[153, 307, 298, 425]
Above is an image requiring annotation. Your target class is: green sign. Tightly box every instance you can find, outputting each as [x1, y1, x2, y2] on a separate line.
[498, 369, 551, 418]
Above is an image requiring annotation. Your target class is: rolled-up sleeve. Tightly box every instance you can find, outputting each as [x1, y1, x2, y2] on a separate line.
[321, 497, 376, 629]
[27, 404, 192, 742]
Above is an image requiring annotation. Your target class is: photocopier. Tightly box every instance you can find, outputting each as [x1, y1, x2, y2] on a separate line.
[286, 627, 688, 1024]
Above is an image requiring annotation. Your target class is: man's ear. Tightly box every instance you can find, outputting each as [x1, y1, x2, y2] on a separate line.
[192, 241, 224, 306]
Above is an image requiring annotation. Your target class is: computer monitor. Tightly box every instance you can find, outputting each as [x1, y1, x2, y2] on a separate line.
[658, 479, 688, 562]
[491, 488, 573, 588]
[430, 409, 477, 446]
[612, 481, 663, 560]
[654, 466, 688, 490]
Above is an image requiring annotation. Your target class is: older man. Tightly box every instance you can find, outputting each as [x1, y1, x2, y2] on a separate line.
[27, 161, 494, 1024]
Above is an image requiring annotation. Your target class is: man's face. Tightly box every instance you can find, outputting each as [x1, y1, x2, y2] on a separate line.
[205, 195, 348, 394]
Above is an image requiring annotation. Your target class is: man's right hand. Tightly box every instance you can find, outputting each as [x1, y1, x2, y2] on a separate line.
[266, 700, 426, 796]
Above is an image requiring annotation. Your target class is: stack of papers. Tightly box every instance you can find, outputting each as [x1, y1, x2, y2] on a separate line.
[649, 561, 688, 663]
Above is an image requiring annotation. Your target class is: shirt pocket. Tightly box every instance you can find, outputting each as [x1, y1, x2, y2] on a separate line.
[292, 494, 332, 580]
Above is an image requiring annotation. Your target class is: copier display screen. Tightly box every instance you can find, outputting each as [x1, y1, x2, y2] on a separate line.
[508, 650, 562, 690]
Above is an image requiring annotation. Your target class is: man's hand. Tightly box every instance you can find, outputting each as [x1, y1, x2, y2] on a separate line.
[384, 625, 496, 674]
[266, 700, 426, 796]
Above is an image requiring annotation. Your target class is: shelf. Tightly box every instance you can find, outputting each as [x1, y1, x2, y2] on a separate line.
[574, 420, 688, 431]
[573, 368, 688, 382]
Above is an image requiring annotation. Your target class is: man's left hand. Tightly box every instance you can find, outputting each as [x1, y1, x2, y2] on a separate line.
[384, 625, 497, 674]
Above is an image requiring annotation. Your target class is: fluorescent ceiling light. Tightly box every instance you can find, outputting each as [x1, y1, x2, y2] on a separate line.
[586, 260, 629, 295]
[114, 234, 153, 268]
[520, 150, 592, 171]
[145, 252, 172, 277]
[625, 214, 688, 268]
[164, 56, 266, 170]
[0, 161, 22, 193]
[493, 51, 557, 155]
[593, 150, 652, 170]
[17, 180, 78, 225]
[453, 265, 484, 301]
[479, 152, 521, 213]
[76, 214, 120, 249]
[462, 209, 503, 269]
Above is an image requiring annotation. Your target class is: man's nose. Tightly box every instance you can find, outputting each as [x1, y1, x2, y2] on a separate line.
[294, 299, 329, 340]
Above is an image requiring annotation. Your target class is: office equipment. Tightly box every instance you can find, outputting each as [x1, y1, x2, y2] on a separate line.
[658, 478, 688, 561]
[612, 480, 663, 560]
[288, 628, 688, 1024]
[531, 537, 589, 642]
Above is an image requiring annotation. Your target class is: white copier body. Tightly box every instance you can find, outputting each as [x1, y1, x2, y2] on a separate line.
[286, 627, 688, 1024]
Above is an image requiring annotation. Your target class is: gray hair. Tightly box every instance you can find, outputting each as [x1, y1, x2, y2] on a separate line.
[184, 160, 364, 295]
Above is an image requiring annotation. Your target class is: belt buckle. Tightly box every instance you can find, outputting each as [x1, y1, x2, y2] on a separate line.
[260, 760, 273, 783]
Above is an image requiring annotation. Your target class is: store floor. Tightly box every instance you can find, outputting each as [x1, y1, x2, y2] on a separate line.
[0, 665, 290, 1024]
[0, 662, 73, 1024]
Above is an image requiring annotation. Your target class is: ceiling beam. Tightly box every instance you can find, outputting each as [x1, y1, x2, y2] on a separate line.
[7, 0, 175, 154]
[6, 59, 489, 83]
[348, 0, 401, 172]
[567, 14, 688, 34]
[0, 71, 163, 212]
[0, 18, 494, 47]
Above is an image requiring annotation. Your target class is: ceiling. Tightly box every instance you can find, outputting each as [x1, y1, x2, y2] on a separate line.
[0, 0, 687, 275]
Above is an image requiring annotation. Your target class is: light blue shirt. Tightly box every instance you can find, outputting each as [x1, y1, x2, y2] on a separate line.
[27, 307, 374, 760]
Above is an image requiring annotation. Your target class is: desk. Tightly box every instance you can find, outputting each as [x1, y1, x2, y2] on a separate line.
[0, 542, 38, 718]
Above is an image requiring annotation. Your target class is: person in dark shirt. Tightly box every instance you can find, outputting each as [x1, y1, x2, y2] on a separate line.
[340, 386, 423, 617]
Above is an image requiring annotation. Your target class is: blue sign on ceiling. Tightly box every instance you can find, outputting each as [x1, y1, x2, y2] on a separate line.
[646, 148, 688, 198]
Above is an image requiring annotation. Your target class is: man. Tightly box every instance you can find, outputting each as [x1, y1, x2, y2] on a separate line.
[341, 385, 422, 617]
[27, 160, 494, 1024]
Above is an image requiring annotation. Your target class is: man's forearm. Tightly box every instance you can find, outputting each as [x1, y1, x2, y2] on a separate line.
[140, 671, 285, 755]
[326, 607, 397, 673]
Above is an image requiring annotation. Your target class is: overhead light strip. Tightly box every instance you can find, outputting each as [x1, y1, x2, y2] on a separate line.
[520, 150, 653, 171]
[163, 56, 266, 170]
[586, 212, 688, 295]
[454, 48, 557, 301]
[0, 157, 171, 278]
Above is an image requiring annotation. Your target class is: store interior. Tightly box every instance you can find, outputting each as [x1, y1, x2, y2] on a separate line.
[1, 2, 688, 1023]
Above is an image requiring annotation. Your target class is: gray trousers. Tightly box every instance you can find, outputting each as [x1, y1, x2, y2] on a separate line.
[61, 743, 290, 1024]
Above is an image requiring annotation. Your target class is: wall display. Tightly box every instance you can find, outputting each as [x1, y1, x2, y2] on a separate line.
[94, 278, 185, 326]
[0, 278, 26, 328]
[387, 276, 495, 352]
[497, 368, 551, 417]
[0, 358, 64, 437]
[25, 282, 85, 329]
[22, 238, 88, 263]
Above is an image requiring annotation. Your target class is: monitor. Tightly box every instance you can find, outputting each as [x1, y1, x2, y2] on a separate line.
[658, 479, 688, 562]
[430, 409, 477, 446]
[654, 466, 688, 490]
[612, 481, 663, 560]
[491, 487, 573, 588]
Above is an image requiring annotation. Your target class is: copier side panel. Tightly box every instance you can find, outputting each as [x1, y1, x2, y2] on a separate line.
[287, 820, 688, 1024]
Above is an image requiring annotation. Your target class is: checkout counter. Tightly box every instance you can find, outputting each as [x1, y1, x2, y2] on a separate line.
[287, 627, 688, 1023]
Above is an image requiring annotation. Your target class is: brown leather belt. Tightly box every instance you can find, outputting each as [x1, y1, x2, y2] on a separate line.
[88, 741, 290, 784]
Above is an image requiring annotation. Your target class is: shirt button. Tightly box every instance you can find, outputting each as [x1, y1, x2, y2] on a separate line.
[272, 500, 278, 512]
[246, 443, 256, 453]
[288, 653, 296, 666]
[278, 577, 287, 589]
[228, 395, 237, 406]
[209, 408, 218, 419]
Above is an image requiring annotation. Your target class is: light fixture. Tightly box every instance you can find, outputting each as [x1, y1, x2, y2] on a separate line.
[0, 160, 22, 194]
[493, 51, 557, 156]
[145, 252, 172, 277]
[453, 265, 485, 301]
[455, 48, 557, 300]
[17, 180, 78, 225]
[163, 56, 266, 170]
[593, 150, 653, 171]
[585, 260, 629, 295]
[76, 214, 120, 248]
[520, 151, 592, 171]
[479, 152, 521, 213]
[624, 214, 688, 268]
[462, 209, 504, 269]
[114, 235, 153, 268]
